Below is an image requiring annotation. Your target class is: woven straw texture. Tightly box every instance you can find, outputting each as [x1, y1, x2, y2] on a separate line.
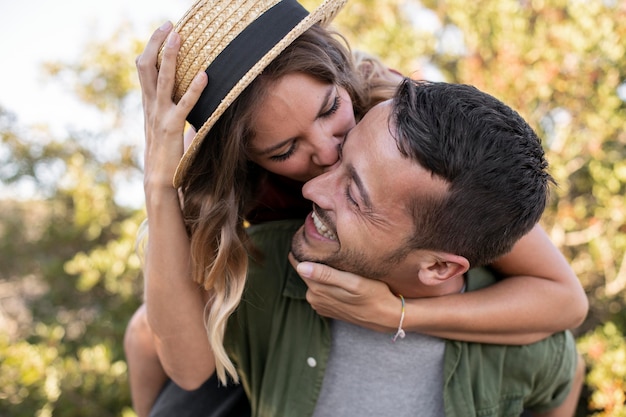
[159, 0, 347, 187]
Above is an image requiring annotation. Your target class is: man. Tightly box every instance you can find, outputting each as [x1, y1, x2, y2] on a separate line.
[223, 80, 581, 417]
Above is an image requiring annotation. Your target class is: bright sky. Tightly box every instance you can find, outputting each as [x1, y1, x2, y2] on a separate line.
[0, 0, 439, 130]
[0, 0, 191, 132]
[0, 0, 194, 205]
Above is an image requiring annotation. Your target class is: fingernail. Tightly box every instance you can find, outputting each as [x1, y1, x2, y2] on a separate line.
[159, 21, 172, 31]
[193, 71, 207, 84]
[167, 32, 178, 47]
[297, 263, 313, 278]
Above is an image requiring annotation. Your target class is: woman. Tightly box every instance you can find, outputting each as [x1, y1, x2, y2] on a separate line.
[128, 0, 588, 415]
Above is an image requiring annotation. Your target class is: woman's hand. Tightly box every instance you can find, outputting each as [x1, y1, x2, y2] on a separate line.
[136, 22, 208, 192]
[289, 253, 399, 333]
[135, 23, 215, 390]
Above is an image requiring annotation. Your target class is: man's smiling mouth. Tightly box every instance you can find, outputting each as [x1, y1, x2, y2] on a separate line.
[312, 211, 337, 241]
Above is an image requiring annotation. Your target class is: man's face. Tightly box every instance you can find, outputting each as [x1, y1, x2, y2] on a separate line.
[291, 101, 449, 284]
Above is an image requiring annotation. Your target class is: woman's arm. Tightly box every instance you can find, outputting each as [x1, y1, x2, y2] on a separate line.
[292, 224, 588, 345]
[137, 22, 216, 388]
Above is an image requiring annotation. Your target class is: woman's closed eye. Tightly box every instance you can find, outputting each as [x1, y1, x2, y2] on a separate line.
[320, 94, 341, 118]
[269, 141, 297, 162]
[268, 95, 342, 162]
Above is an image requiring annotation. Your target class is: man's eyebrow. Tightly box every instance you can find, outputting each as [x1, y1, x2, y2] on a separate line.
[347, 164, 373, 211]
[343, 129, 373, 211]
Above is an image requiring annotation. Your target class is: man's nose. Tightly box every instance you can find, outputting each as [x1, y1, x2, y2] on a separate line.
[302, 167, 336, 207]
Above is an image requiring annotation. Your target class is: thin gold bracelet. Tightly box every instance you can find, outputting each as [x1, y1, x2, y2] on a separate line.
[391, 294, 406, 342]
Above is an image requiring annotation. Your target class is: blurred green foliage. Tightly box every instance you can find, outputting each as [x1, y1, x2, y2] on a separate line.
[1, 0, 625, 415]
[0, 25, 145, 417]
[578, 322, 626, 416]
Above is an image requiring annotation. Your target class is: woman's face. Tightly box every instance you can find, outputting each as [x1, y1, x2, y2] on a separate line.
[247, 72, 355, 183]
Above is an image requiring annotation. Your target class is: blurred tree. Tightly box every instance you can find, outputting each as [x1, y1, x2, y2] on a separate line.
[0, 25, 145, 417]
[1, 1, 625, 416]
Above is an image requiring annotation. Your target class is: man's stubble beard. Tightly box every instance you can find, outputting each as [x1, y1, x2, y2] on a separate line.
[290, 227, 390, 280]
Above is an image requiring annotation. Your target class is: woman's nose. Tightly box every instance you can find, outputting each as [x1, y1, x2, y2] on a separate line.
[310, 131, 341, 167]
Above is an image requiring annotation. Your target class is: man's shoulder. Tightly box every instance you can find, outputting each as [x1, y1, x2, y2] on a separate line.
[445, 330, 576, 400]
[448, 330, 574, 365]
[444, 331, 576, 416]
[245, 219, 304, 288]
[236, 219, 306, 321]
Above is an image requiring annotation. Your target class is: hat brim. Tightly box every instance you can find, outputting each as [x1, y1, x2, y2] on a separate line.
[172, 0, 347, 188]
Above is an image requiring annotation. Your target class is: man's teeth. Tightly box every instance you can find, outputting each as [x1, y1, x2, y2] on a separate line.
[312, 212, 337, 240]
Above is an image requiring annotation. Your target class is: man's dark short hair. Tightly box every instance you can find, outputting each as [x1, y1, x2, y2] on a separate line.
[390, 80, 554, 267]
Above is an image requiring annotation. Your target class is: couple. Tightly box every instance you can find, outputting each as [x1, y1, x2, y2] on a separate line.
[129, 0, 587, 416]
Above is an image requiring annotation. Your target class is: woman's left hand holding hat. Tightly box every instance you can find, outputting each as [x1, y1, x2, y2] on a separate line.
[137, 21, 208, 192]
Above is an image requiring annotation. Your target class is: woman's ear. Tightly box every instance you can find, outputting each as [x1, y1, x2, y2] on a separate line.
[417, 253, 470, 286]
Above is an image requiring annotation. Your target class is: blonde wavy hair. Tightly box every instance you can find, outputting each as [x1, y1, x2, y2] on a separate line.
[177, 25, 376, 385]
[352, 49, 404, 109]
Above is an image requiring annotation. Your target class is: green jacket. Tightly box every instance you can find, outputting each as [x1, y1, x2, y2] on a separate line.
[225, 220, 576, 417]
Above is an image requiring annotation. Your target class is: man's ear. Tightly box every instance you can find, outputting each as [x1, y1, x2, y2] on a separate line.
[417, 253, 470, 286]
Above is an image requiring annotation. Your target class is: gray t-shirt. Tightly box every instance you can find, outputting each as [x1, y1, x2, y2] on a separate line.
[312, 319, 445, 417]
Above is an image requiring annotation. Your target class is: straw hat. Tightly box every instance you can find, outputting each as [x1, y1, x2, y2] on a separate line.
[160, 0, 348, 188]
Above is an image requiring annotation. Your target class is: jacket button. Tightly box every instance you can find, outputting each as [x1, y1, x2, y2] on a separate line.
[307, 357, 317, 368]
